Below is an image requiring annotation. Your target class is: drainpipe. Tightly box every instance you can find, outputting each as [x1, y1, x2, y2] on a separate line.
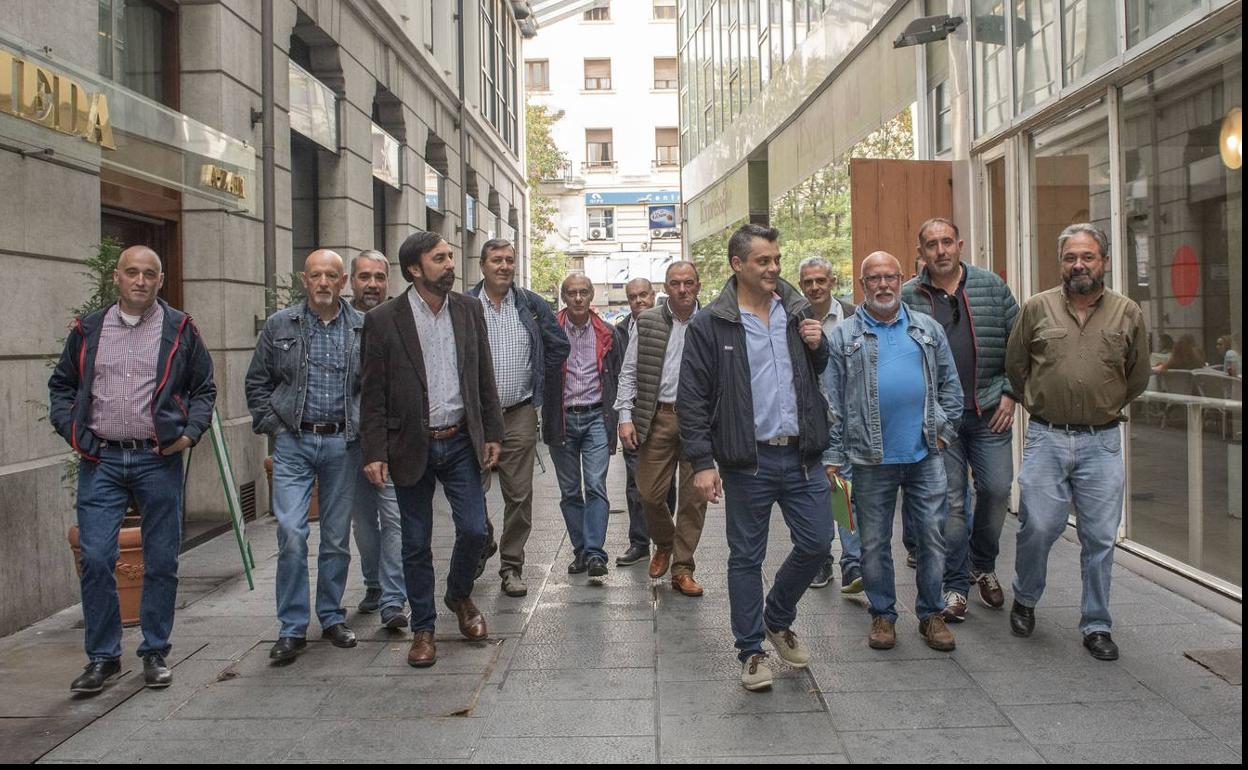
[456, 0, 470, 281]
[262, 0, 277, 318]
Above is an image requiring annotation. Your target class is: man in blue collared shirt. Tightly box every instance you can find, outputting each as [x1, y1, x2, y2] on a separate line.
[678, 224, 833, 692]
[823, 252, 963, 654]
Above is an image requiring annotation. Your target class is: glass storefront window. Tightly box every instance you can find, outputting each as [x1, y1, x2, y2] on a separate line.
[1126, 0, 1203, 48]
[1062, 0, 1118, 84]
[1014, 0, 1058, 112]
[1028, 99, 1111, 292]
[1120, 29, 1243, 589]
[98, 0, 176, 109]
[973, 0, 1010, 136]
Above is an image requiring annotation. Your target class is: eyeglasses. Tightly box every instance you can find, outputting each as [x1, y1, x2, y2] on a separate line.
[564, 289, 592, 299]
[862, 273, 903, 287]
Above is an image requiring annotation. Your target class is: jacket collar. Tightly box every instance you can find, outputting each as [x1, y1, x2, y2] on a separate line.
[707, 275, 810, 324]
[288, 297, 363, 330]
[78, 297, 187, 340]
[916, 261, 969, 294]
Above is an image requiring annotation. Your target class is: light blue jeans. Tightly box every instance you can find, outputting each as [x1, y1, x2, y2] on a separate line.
[271, 431, 358, 638]
[853, 452, 950, 623]
[549, 409, 611, 563]
[1013, 421, 1124, 635]
[942, 408, 1014, 595]
[352, 472, 406, 610]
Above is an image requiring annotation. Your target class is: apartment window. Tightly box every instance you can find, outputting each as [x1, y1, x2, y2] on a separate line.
[584, 4, 610, 22]
[526, 59, 550, 91]
[586, 207, 615, 239]
[654, 57, 678, 90]
[584, 59, 612, 91]
[655, 128, 678, 166]
[479, 0, 518, 152]
[932, 80, 952, 154]
[653, 0, 677, 20]
[585, 129, 614, 168]
[98, 0, 179, 108]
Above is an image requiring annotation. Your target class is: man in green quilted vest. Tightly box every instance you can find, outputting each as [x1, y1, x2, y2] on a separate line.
[616, 262, 708, 596]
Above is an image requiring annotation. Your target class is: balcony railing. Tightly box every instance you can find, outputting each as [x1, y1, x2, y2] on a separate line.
[541, 161, 576, 183]
[582, 159, 618, 172]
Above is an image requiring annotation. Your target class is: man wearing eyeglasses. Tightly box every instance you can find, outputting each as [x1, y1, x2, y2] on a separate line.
[824, 252, 963, 653]
[901, 219, 1020, 624]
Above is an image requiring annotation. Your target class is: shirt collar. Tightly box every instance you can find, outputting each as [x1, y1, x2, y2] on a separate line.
[305, 300, 344, 326]
[861, 303, 908, 328]
[411, 289, 449, 318]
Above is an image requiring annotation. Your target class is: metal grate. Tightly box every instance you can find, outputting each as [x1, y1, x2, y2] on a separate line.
[239, 481, 257, 521]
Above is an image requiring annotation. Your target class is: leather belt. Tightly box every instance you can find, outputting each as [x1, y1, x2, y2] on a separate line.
[99, 438, 156, 450]
[503, 397, 534, 414]
[428, 422, 464, 440]
[301, 422, 345, 434]
[656, 402, 676, 413]
[760, 435, 798, 447]
[566, 402, 602, 414]
[1030, 417, 1118, 434]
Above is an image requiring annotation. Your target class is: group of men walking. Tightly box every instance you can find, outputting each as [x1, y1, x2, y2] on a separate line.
[51, 216, 1148, 694]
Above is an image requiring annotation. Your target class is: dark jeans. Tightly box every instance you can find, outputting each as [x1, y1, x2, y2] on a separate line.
[942, 409, 1014, 595]
[393, 433, 488, 634]
[621, 447, 650, 550]
[76, 446, 184, 662]
[722, 444, 832, 660]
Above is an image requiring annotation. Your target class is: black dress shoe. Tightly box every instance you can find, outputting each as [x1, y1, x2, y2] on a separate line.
[357, 587, 383, 613]
[381, 605, 409, 629]
[321, 623, 358, 648]
[476, 539, 499, 579]
[269, 637, 307, 662]
[616, 545, 649, 566]
[70, 659, 121, 694]
[142, 653, 173, 689]
[587, 556, 608, 578]
[1009, 600, 1035, 637]
[567, 555, 588, 574]
[1083, 631, 1119, 661]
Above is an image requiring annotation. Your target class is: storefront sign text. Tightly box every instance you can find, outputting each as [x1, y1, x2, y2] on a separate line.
[0, 49, 115, 149]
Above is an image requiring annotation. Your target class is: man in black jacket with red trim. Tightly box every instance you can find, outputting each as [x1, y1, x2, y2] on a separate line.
[48, 246, 216, 695]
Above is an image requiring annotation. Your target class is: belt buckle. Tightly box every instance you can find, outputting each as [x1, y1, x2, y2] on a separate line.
[766, 436, 790, 447]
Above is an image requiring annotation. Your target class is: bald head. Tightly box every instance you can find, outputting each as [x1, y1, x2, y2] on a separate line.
[301, 249, 348, 316]
[859, 251, 904, 321]
[304, 249, 345, 274]
[113, 245, 165, 315]
[625, 277, 655, 318]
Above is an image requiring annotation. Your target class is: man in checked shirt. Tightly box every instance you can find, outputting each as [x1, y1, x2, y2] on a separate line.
[467, 239, 569, 597]
[49, 246, 216, 694]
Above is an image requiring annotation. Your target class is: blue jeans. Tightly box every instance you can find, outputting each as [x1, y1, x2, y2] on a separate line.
[76, 446, 184, 662]
[942, 409, 1014, 595]
[1013, 421, 1124, 635]
[853, 452, 949, 623]
[549, 409, 611, 562]
[723, 444, 833, 660]
[271, 431, 358, 638]
[352, 473, 406, 610]
[393, 433, 488, 633]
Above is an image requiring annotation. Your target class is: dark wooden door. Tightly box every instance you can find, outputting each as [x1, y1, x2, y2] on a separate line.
[101, 209, 182, 310]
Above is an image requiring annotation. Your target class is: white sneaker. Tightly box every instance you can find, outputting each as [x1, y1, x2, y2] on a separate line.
[740, 653, 774, 691]
[765, 626, 811, 668]
[942, 590, 968, 623]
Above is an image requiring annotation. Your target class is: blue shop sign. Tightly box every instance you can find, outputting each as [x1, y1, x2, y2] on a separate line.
[584, 190, 680, 206]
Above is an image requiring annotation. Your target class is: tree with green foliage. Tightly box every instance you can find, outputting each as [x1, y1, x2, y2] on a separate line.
[526, 102, 569, 301]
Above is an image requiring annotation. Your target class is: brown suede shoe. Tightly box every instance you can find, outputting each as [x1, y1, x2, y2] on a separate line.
[407, 630, 436, 668]
[648, 548, 673, 579]
[919, 614, 956, 651]
[868, 616, 896, 650]
[671, 573, 704, 597]
[445, 597, 488, 640]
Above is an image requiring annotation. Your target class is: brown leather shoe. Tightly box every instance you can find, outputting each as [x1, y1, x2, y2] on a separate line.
[648, 548, 672, 579]
[868, 616, 896, 650]
[671, 573, 704, 597]
[407, 630, 436, 667]
[919, 614, 956, 651]
[445, 597, 488, 640]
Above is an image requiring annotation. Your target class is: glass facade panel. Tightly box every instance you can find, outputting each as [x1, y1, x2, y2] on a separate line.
[1015, 0, 1058, 112]
[98, 0, 174, 108]
[1029, 100, 1111, 292]
[1062, 0, 1118, 84]
[1127, 0, 1203, 48]
[1121, 30, 1243, 588]
[973, 0, 1010, 135]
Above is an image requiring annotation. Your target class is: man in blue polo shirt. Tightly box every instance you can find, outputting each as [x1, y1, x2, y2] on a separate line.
[824, 252, 963, 652]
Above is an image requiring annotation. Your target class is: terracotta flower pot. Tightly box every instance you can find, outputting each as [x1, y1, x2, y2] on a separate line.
[67, 522, 143, 627]
[264, 456, 319, 520]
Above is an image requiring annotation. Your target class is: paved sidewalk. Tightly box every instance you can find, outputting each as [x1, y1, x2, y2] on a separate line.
[2, 452, 1241, 763]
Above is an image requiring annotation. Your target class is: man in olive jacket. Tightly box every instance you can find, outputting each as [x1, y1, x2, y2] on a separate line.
[359, 232, 503, 669]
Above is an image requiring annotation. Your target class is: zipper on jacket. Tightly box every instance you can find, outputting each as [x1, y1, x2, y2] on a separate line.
[150, 315, 191, 452]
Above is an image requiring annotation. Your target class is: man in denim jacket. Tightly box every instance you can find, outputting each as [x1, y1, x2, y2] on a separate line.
[246, 249, 365, 662]
[823, 252, 963, 653]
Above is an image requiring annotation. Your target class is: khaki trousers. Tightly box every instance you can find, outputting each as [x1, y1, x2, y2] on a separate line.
[495, 403, 539, 576]
[636, 406, 706, 576]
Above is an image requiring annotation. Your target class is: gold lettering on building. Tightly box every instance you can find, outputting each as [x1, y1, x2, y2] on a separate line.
[200, 164, 247, 198]
[0, 48, 116, 149]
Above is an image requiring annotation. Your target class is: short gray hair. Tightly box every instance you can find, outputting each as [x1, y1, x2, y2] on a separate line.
[1057, 223, 1109, 259]
[797, 256, 834, 276]
[350, 250, 389, 275]
[481, 238, 514, 260]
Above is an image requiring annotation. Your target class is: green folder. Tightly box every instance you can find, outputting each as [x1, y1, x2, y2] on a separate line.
[831, 475, 855, 534]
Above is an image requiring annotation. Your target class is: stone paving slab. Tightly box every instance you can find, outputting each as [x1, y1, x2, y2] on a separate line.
[0, 451, 1238, 763]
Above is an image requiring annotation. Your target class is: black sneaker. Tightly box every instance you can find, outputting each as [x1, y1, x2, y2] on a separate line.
[475, 539, 499, 579]
[616, 544, 649, 566]
[70, 659, 121, 694]
[809, 557, 835, 589]
[567, 555, 588, 574]
[587, 556, 608, 582]
[357, 587, 383, 614]
[142, 652, 172, 689]
[381, 605, 409, 629]
[840, 565, 865, 595]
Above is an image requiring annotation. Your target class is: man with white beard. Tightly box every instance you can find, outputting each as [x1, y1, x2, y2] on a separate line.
[822, 252, 964, 653]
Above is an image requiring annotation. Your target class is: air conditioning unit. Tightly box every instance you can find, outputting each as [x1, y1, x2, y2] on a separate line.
[638, 242, 651, 251]
[587, 227, 608, 241]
